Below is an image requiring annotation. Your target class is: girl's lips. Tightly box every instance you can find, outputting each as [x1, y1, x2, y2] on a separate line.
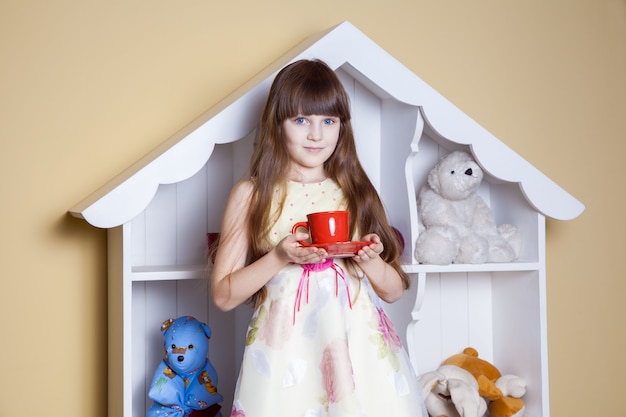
[304, 147, 324, 152]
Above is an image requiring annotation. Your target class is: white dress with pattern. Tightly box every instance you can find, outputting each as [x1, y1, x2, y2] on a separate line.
[230, 179, 425, 417]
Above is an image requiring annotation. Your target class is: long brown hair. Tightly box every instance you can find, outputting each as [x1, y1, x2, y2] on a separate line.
[247, 59, 408, 305]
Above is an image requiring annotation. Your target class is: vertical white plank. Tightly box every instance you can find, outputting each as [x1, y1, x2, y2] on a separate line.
[337, 69, 382, 191]
[410, 274, 443, 373]
[352, 79, 382, 191]
[176, 165, 209, 266]
[492, 271, 544, 417]
[145, 185, 177, 265]
[131, 282, 147, 417]
[206, 144, 234, 233]
[231, 131, 255, 184]
[175, 278, 209, 322]
[439, 273, 470, 359]
[380, 100, 419, 252]
[131, 212, 146, 267]
[493, 272, 540, 374]
[467, 271, 494, 361]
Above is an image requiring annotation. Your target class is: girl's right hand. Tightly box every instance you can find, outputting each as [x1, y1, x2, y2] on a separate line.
[275, 232, 327, 264]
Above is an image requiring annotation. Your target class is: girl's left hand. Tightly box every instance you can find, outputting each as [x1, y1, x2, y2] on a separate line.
[353, 233, 383, 263]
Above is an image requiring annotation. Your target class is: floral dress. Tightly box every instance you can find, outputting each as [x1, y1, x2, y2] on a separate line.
[230, 179, 425, 417]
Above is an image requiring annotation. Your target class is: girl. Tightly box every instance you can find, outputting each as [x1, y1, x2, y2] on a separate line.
[211, 59, 425, 417]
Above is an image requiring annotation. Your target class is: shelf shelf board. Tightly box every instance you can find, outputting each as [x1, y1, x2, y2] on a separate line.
[402, 261, 541, 274]
[129, 261, 540, 282]
[130, 264, 209, 281]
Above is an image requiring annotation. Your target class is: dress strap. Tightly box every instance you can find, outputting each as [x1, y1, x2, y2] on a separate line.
[293, 258, 353, 324]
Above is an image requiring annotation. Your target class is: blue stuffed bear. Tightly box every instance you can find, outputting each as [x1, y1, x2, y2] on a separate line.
[147, 316, 223, 417]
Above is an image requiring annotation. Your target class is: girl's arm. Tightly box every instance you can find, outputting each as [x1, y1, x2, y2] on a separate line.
[353, 234, 405, 303]
[211, 180, 327, 312]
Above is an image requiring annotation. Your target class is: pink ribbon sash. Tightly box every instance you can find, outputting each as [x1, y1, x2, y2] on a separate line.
[293, 258, 353, 324]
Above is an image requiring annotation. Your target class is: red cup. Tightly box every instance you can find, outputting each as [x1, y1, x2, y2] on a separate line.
[291, 211, 349, 246]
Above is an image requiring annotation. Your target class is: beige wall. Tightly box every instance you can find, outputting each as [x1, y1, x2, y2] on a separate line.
[1, 1, 624, 416]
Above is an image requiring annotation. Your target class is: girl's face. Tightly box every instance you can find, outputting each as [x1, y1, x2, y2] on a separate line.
[282, 114, 340, 179]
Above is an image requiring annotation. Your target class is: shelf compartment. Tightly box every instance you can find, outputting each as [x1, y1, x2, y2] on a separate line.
[407, 270, 549, 417]
[129, 279, 249, 417]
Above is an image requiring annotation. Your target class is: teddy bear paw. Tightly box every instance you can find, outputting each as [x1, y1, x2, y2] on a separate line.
[488, 396, 525, 417]
[415, 226, 460, 265]
[456, 234, 489, 264]
[496, 374, 527, 398]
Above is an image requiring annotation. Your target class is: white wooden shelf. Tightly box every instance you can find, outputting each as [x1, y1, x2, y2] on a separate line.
[130, 261, 542, 280]
[402, 262, 541, 274]
[69, 22, 583, 417]
[130, 265, 208, 281]
[127, 261, 541, 283]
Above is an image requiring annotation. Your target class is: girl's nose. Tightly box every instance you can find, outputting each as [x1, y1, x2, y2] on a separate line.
[307, 124, 322, 141]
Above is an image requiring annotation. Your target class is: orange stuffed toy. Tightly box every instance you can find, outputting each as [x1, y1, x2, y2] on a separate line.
[418, 347, 526, 417]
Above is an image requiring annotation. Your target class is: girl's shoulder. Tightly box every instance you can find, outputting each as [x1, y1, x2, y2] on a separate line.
[227, 179, 254, 206]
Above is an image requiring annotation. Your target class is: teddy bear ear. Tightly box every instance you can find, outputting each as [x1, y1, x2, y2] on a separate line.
[448, 379, 487, 417]
[417, 370, 446, 399]
[200, 321, 212, 339]
[427, 165, 442, 194]
[463, 347, 479, 357]
[160, 318, 174, 334]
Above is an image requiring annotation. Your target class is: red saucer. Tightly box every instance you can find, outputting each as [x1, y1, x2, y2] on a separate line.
[308, 241, 371, 258]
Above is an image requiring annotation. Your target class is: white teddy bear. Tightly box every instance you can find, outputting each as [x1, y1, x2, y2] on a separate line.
[415, 151, 521, 265]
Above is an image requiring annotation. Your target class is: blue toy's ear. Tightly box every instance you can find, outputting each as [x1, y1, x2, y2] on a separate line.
[160, 318, 174, 335]
[200, 321, 211, 339]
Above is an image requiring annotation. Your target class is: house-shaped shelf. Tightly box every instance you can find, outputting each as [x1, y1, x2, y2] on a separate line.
[70, 21, 584, 417]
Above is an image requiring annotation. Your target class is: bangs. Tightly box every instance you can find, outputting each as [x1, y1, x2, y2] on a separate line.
[274, 61, 351, 121]
[281, 84, 348, 119]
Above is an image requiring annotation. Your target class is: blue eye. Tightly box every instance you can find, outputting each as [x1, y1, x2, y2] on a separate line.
[294, 117, 306, 124]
